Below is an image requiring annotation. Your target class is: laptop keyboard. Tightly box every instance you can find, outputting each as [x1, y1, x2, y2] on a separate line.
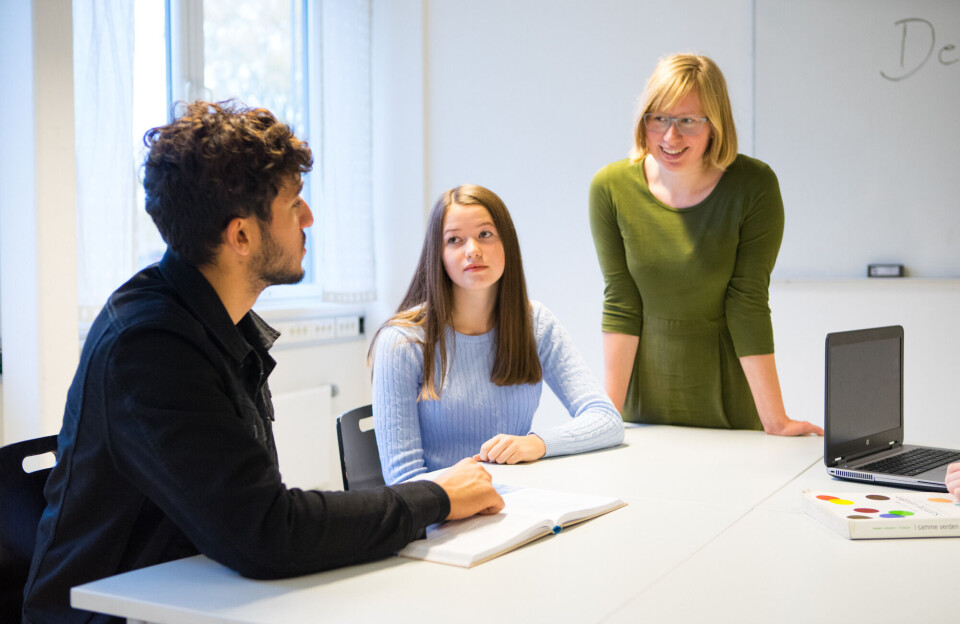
[859, 448, 960, 477]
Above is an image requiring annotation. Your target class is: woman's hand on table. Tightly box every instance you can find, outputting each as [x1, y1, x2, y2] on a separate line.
[474, 434, 546, 464]
[763, 417, 824, 437]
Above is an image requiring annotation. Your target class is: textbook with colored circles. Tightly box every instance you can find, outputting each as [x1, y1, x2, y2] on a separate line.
[801, 489, 960, 539]
[398, 485, 626, 567]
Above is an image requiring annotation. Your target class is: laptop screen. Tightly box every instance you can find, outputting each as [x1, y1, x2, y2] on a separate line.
[827, 335, 901, 444]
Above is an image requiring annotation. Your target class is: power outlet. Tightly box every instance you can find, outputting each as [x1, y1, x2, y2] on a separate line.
[335, 316, 360, 338]
[273, 315, 363, 345]
[311, 318, 337, 341]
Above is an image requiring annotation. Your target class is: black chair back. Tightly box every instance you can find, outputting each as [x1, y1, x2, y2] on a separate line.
[0, 435, 58, 621]
[336, 405, 385, 490]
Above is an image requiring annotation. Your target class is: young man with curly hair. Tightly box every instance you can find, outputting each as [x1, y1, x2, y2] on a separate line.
[22, 101, 503, 624]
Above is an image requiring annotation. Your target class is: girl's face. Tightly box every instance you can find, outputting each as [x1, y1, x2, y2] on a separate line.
[441, 202, 505, 298]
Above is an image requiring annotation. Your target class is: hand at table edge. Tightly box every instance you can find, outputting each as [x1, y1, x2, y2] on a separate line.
[763, 417, 824, 437]
[432, 458, 504, 520]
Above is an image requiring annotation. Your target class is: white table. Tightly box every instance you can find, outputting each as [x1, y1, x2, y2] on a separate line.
[610, 460, 960, 622]
[71, 426, 959, 623]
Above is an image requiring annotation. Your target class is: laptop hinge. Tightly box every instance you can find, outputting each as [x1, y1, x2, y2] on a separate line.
[835, 441, 901, 466]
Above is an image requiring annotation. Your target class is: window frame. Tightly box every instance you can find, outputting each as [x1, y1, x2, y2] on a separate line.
[167, 0, 335, 308]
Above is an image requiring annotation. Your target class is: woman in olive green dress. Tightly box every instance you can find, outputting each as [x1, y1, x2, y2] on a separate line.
[588, 53, 822, 436]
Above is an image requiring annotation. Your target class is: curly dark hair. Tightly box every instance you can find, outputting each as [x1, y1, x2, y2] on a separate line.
[142, 100, 313, 267]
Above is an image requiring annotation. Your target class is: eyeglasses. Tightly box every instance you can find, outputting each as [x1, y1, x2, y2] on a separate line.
[643, 113, 709, 136]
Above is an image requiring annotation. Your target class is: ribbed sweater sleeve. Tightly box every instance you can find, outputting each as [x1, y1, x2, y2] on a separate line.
[372, 325, 431, 485]
[527, 303, 625, 456]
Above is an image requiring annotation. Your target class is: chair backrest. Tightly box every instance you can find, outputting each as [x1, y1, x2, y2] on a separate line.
[0, 435, 58, 621]
[336, 405, 385, 491]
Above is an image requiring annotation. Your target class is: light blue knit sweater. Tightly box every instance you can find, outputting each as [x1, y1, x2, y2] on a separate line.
[372, 301, 624, 484]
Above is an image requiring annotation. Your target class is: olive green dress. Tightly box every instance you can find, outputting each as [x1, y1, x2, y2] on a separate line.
[588, 154, 784, 429]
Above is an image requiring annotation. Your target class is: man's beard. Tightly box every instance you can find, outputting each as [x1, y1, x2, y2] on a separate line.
[251, 222, 305, 287]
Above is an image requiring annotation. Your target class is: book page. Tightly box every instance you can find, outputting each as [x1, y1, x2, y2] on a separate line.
[499, 486, 625, 527]
[398, 484, 626, 567]
[398, 510, 553, 567]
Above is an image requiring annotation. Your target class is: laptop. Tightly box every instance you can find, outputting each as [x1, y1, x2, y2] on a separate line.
[824, 325, 960, 492]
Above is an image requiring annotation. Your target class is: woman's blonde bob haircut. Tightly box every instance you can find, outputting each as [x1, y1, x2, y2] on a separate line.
[630, 53, 738, 170]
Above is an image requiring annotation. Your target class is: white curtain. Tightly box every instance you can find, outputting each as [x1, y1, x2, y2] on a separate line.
[72, 0, 377, 309]
[73, 1, 137, 316]
[317, 0, 376, 303]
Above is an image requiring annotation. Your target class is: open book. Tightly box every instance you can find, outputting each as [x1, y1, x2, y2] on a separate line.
[801, 488, 960, 539]
[398, 485, 626, 567]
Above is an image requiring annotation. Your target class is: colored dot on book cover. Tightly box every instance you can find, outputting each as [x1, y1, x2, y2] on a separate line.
[879, 510, 914, 518]
[827, 498, 854, 505]
[853, 508, 879, 513]
[928, 497, 953, 503]
[865, 494, 890, 500]
[847, 515, 872, 519]
[816, 495, 836, 501]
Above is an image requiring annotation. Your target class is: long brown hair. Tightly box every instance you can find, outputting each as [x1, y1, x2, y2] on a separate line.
[370, 185, 541, 400]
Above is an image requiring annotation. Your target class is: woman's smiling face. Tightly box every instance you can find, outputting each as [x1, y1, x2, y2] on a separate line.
[645, 90, 712, 173]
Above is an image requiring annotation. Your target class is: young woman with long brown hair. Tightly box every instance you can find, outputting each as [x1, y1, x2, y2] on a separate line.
[371, 185, 623, 485]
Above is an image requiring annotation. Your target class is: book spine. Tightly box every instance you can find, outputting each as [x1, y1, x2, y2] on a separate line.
[848, 517, 960, 539]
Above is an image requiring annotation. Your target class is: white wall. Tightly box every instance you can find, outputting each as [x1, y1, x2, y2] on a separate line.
[369, 0, 428, 339]
[772, 280, 960, 446]
[0, 0, 80, 445]
[267, 336, 371, 490]
[267, 338, 372, 422]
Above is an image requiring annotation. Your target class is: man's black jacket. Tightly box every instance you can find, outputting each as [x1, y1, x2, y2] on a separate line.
[23, 250, 448, 623]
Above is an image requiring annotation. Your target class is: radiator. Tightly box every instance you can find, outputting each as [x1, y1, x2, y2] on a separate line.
[270, 385, 338, 491]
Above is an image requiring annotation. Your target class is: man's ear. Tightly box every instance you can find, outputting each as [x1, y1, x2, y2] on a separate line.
[222, 216, 256, 258]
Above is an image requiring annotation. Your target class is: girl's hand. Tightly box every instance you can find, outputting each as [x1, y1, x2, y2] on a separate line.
[474, 434, 546, 464]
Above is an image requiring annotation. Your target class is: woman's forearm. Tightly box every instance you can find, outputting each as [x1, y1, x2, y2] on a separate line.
[602, 332, 639, 413]
[739, 353, 823, 436]
[738, 353, 788, 430]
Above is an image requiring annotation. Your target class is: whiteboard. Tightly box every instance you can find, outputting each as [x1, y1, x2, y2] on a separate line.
[755, 0, 960, 278]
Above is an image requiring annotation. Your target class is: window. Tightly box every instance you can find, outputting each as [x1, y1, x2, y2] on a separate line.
[74, 0, 375, 321]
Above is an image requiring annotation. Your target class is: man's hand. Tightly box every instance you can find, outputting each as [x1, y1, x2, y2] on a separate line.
[432, 458, 504, 520]
[474, 433, 546, 464]
[946, 462, 960, 500]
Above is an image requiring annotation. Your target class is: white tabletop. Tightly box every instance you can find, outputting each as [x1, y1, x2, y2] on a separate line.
[72, 426, 957, 624]
[608, 455, 960, 623]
